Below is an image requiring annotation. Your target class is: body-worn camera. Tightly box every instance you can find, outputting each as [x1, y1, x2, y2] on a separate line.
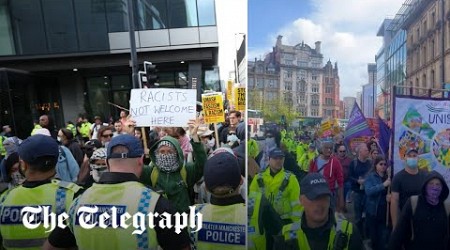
[333, 230, 349, 250]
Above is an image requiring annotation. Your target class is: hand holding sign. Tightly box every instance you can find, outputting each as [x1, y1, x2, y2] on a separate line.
[188, 118, 201, 143]
[130, 88, 196, 127]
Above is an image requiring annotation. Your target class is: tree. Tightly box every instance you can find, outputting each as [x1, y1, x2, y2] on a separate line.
[260, 97, 299, 125]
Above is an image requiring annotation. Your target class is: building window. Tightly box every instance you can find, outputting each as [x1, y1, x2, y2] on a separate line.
[325, 86, 333, 93]
[432, 12, 436, 26]
[136, 0, 169, 30]
[285, 81, 292, 91]
[422, 45, 426, 64]
[422, 74, 427, 89]
[312, 85, 319, 93]
[432, 40, 435, 58]
[312, 75, 318, 81]
[325, 98, 333, 105]
[197, 0, 216, 26]
[168, 0, 199, 28]
[431, 70, 435, 88]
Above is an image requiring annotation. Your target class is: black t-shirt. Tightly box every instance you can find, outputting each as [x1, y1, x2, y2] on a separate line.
[391, 169, 427, 211]
[48, 172, 191, 249]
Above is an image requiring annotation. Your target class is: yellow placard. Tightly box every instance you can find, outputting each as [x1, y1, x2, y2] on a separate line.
[226, 80, 233, 101]
[234, 87, 246, 110]
[202, 93, 225, 124]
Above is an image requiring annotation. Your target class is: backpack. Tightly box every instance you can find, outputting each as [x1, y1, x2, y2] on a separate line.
[409, 195, 450, 241]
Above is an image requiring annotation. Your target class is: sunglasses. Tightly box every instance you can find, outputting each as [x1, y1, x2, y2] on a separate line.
[102, 134, 113, 138]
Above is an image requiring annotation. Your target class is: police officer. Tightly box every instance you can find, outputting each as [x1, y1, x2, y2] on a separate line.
[191, 149, 245, 249]
[0, 134, 81, 250]
[249, 148, 302, 225]
[44, 134, 190, 250]
[277, 173, 363, 250]
[248, 190, 283, 250]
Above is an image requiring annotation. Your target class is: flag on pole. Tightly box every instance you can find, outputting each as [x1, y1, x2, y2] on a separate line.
[344, 103, 373, 145]
[377, 116, 391, 157]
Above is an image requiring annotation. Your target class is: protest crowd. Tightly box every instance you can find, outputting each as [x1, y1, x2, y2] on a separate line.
[0, 100, 247, 250]
[247, 103, 450, 250]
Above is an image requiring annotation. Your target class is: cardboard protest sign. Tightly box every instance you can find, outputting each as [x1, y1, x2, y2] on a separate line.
[202, 93, 225, 124]
[234, 87, 246, 110]
[129, 88, 196, 127]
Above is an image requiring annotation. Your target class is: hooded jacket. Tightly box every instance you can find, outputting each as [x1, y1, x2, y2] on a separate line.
[140, 136, 206, 213]
[388, 171, 450, 250]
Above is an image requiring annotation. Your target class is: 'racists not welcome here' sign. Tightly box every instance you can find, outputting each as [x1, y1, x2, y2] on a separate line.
[129, 88, 197, 127]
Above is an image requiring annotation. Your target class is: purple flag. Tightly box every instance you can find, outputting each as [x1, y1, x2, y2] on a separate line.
[377, 116, 391, 157]
[344, 103, 373, 144]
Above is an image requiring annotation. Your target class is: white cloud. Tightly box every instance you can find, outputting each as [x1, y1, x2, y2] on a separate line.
[216, 0, 247, 82]
[250, 0, 405, 98]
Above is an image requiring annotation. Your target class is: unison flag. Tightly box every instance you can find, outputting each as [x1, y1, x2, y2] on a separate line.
[344, 103, 373, 146]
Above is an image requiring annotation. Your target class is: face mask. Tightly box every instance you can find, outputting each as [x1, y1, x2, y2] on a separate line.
[155, 153, 179, 173]
[426, 184, 442, 205]
[10, 171, 25, 186]
[104, 141, 109, 148]
[406, 157, 418, 168]
[57, 137, 62, 142]
[90, 164, 108, 182]
[207, 139, 215, 149]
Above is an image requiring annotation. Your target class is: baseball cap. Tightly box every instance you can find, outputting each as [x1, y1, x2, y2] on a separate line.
[204, 150, 241, 192]
[269, 148, 285, 158]
[300, 173, 331, 200]
[106, 134, 144, 159]
[18, 134, 59, 164]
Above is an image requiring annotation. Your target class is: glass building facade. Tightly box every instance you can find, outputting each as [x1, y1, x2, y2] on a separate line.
[0, 0, 219, 136]
[385, 30, 407, 118]
[0, 0, 216, 56]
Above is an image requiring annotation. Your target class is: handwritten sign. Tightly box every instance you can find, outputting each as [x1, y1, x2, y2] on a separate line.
[202, 93, 225, 123]
[234, 87, 245, 110]
[226, 80, 233, 101]
[129, 88, 196, 127]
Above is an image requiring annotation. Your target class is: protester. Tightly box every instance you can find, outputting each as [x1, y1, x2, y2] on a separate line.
[276, 173, 363, 249]
[58, 128, 84, 167]
[309, 142, 345, 213]
[2, 152, 25, 191]
[191, 149, 246, 249]
[348, 143, 372, 236]
[97, 125, 114, 147]
[140, 118, 206, 213]
[113, 120, 125, 137]
[76, 139, 102, 187]
[390, 148, 427, 229]
[44, 134, 191, 250]
[388, 171, 450, 250]
[0, 136, 22, 182]
[365, 156, 391, 250]
[0, 135, 81, 249]
[1, 125, 13, 137]
[89, 116, 102, 140]
[336, 144, 353, 204]
[219, 111, 241, 145]
[370, 148, 380, 160]
[39, 114, 58, 139]
[250, 148, 302, 225]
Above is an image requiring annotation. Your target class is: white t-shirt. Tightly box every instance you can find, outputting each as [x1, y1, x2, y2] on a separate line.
[90, 124, 101, 140]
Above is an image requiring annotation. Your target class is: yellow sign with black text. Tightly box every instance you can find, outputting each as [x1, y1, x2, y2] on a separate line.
[234, 87, 246, 111]
[201, 93, 225, 123]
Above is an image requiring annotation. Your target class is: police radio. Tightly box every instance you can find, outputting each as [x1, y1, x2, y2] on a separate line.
[333, 230, 349, 250]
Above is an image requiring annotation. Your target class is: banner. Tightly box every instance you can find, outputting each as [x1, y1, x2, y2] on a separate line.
[201, 93, 225, 123]
[393, 96, 450, 177]
[344, 103, 373, 152]
[129, 88, 196, 127]
[234, 87, 246, 110]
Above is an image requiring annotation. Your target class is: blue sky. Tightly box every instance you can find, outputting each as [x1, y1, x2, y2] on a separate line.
[248, 0, 405, 98]
[249, 0, 311, 50]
